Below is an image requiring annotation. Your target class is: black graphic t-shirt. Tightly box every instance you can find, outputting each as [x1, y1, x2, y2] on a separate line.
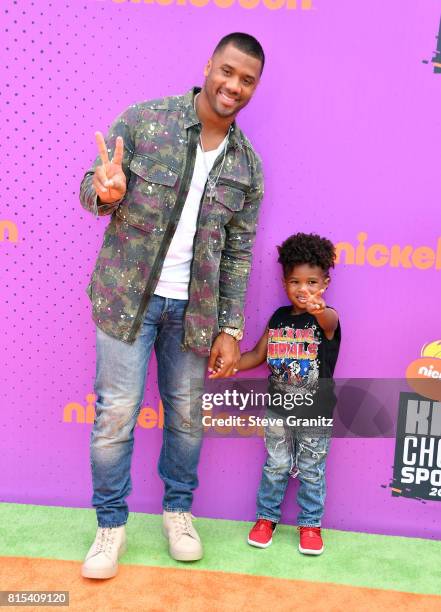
[267, 306, 341, 417]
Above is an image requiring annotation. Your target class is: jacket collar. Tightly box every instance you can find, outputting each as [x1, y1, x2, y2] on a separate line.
[183, 87, 243, 151]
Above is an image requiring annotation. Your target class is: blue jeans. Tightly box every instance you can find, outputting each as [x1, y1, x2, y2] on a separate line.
[256, 413, 331, 527]
[90, 295, 207, 528]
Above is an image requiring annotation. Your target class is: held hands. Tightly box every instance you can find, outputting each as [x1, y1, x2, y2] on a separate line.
[207, 332, 240, 379]
[305, 288, 327, 315]
[212, 356, 238, 376]
[92, 132, 127, 204]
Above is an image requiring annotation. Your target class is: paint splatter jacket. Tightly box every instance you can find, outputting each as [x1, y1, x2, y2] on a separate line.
[79, 88, 264, 355]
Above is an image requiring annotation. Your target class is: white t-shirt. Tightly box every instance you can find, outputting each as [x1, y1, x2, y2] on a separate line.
[154, 136, 227, 300]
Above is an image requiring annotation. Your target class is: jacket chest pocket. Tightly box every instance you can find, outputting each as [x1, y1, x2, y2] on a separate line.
[211, 182, 246, 221]
[118, 154, 180, 232]
[206, 182, 247, 252]
[215, 182, 246, 212]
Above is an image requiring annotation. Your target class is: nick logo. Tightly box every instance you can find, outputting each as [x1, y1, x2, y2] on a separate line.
[63, 394, 165, 429]
[0, 220, 19, 243]
[406, 341, 441, 402]
[335, 233, 441, 271]
[111, 0, 313, 10]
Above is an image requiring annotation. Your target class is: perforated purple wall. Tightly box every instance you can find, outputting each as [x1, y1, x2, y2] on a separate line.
[1, 0, 440, 538]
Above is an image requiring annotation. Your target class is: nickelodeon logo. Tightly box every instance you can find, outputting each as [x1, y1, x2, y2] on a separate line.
[63, 395, 264, 436]
[112, 0, 313, 9]
[406, 341, 441, 402]
[63, 394, 165, 429]
[335, 233, 441, 271]
[0, 220, 18, 243]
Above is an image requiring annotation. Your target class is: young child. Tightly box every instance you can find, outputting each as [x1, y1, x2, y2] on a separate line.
[237, 233, 341, 555]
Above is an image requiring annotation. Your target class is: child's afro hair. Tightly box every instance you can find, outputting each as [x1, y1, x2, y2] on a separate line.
[277, 233, 336, 277]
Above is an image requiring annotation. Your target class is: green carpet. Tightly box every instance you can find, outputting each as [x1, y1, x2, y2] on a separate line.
[0, 502, 439, 595]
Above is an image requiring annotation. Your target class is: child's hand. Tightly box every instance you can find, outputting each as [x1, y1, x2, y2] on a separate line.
[212, 356, 238, 376]
[305, 288, 326, 315]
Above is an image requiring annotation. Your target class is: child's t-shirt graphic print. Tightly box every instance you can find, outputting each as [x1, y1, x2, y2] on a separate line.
[267, 323, 321, 389]
[266, 306, 341, 417]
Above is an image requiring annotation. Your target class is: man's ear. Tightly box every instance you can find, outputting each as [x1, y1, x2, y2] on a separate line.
[204, 59, 212, 78]
[324, 276, 331, 289]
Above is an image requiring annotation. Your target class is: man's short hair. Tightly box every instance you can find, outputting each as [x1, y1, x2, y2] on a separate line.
[213, 33, 265, 73]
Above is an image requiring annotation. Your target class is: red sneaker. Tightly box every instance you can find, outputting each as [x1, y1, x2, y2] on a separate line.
[248, 519, 276, 548]
[298, 527, 324, 555]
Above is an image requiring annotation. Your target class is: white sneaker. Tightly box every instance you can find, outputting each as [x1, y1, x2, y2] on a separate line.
[162, 511, 203, 561]
[81, 526, 127, 579]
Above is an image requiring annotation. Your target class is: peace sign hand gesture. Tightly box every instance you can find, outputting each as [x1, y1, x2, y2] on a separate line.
[305, 288, 327, 316]
[92, 132, 127, 204]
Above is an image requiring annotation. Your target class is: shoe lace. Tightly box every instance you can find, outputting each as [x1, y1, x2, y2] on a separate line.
[256, 519, 274, 531]
[298, 526, 321, 537]
[170, 512, 196, 539]
[95, 527, 116, 555]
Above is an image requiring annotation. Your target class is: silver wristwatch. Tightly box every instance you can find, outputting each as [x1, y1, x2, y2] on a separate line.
[220, 327, 244, 341]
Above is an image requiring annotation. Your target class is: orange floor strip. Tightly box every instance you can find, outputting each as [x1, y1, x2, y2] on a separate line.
[1, 557, 441, 612]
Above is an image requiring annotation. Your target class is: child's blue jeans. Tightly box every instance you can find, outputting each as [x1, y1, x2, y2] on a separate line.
[256, 411, 331, 526]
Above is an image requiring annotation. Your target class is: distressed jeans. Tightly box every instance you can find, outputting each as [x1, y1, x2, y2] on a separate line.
[90, 295, 207, 528]
[256, 413, 331, 527]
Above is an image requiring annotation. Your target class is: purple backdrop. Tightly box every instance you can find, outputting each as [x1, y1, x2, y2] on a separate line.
[1, 0, 440, 539]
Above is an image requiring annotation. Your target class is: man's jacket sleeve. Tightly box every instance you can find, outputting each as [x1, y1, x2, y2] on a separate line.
[218, 153, 264, 330]
[79, 104, 138, 217]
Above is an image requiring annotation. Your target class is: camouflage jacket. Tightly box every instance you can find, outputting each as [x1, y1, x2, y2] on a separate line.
[79, 88, 264, 355]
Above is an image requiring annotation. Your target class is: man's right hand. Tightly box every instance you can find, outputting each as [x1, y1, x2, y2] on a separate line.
[92, 132, 127, 204]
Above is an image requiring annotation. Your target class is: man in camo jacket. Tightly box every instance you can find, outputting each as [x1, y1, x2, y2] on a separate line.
[79, 32, 265, 579]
